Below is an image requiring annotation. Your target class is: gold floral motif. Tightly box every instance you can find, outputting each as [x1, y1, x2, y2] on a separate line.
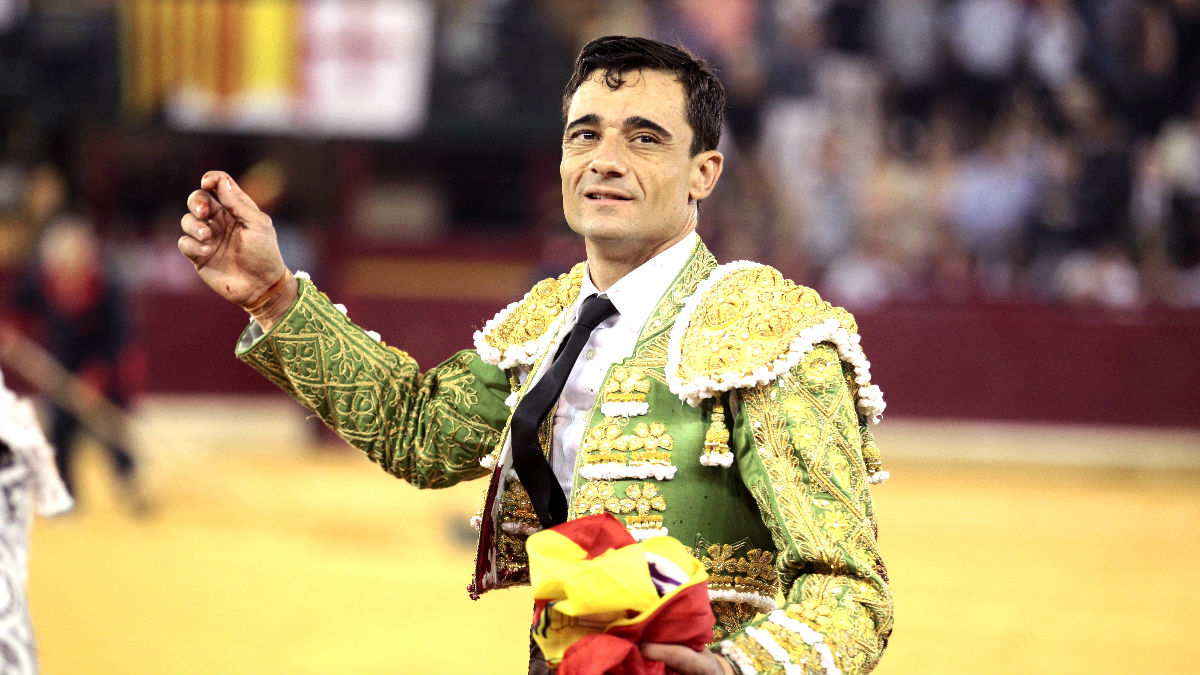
[573, 481, 616, 516]
[673, 266, 857, 388]
[698, 542, 781, 603]
[479, 264, 585, 358]
[624, 482, 666, 514]
[712, 600, 762, 641]
[602, 367, 652, 405]
[741, 549, 776, 582]
[579, 420, 675, 471]
[573, 481, 667, 533]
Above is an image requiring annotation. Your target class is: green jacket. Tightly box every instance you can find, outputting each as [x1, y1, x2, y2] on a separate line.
[239, 240, 893, 674]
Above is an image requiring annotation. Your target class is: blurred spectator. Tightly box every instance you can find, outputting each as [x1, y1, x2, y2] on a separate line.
[0, 363, 72, 675]
[8, 215, 147, 513]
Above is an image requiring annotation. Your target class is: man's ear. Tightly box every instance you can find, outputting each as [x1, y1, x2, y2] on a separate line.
[687, 150, 724, 202]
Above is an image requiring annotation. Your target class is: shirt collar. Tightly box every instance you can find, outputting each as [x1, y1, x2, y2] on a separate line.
[579, 231, 698, 327]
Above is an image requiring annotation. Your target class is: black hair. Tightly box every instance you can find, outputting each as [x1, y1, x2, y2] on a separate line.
[562, 36, 725, 157]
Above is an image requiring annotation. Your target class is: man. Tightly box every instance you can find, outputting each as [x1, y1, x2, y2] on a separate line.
[179, 36, 892, 674]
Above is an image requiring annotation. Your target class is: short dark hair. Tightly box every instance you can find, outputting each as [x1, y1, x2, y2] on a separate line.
[562, 36, 725, 157]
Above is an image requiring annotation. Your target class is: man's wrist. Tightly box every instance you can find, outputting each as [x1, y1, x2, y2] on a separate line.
[245, 270, 298, 332]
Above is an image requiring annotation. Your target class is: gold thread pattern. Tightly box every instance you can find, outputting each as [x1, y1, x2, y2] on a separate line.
[475, 264, 586, 367]
[671, 266, 857, 393]
[240, 280, 505, 489]
[719, 343, 892, 673]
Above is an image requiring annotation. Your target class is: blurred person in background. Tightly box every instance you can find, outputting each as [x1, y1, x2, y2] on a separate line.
[0, 365, 72, 675]
[179, 35, 892, 675]
[6, 215, 147, 514]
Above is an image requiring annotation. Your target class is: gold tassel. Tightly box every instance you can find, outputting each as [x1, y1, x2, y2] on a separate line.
[701, 400, 733, 467]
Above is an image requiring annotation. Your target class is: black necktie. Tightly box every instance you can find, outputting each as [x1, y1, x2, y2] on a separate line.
[510, 294, 618, 528]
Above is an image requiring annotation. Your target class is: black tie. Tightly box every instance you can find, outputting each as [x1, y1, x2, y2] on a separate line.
[510, 294, 618, 528]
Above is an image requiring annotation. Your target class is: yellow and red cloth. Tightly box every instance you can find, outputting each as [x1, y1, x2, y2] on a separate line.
[528, 513, 715, 674]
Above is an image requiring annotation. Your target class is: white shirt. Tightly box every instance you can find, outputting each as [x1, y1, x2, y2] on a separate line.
[546, 231, 698, 497]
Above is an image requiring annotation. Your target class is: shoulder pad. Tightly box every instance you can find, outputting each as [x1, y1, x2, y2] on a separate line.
[474, 263, 586, 369]
[665, 262, 884, 422]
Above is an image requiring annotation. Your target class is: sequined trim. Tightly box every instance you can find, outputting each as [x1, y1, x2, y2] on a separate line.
[665, 263, 885, 424]
[474, 264, 585, 369]
[599, 366, 652, 417]
[573, 480, 668, 539]
[577, 419, 677, 481]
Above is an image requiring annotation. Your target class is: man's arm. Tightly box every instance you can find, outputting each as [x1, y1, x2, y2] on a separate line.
[237, 277, 509, 488]
[719, 343, 893, 674]
[179, 170, 510, 488]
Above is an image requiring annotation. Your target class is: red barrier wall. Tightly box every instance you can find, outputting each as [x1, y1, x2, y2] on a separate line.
[139, 291, 1200, 429]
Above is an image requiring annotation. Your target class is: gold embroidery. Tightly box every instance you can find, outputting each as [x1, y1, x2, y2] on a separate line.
[670, 265, 858, 396]
[573, 481, 616, 516]
[701, 544, 780, 602]
[623, 244, 719, 386]
[711, 600, 761, 641]
[781, 577, 883, 673]
[572, 481, 667, 534]
[578, 419, 675, 479]
[478, 264, 585, 360]
[601, 366, 651, 408]
[499, 480, 539, 533]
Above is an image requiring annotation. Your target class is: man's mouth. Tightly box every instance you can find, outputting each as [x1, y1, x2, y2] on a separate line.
[585, 189, 632, 201]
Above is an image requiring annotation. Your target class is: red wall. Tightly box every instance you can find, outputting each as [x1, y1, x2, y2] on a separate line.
[140, 291, 1200, 429]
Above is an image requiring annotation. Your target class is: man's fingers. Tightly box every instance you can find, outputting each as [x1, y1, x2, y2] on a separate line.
[180, 213, 211, 242]
[186, 189, 221, 221]
[200, 170, 263, 221]
[638, 644, 717, 674]
[177, 234, 211, 266]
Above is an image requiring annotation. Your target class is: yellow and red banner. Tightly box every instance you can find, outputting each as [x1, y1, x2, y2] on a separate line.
[118, 0, 433, 137]
[527, 513, 715, 674]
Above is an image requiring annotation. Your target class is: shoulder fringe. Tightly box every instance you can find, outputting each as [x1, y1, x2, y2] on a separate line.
[472, 267, 583, 369]
[666, 262, 886, 424]
[473, 296, 570, 369]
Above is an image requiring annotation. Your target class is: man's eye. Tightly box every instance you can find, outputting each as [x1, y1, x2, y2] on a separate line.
[634, 134, 658, 144]
[571, 130, 597, 141]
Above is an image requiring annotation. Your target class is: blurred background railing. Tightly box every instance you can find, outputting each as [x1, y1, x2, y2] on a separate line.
[3, 0, 1198, 427]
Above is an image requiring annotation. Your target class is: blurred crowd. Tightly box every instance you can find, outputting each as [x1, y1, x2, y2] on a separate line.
[2, 0, 1200, 312]
[630, 0, 1200, 309]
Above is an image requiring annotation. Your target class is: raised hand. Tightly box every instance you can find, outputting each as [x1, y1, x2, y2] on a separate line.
[178, 171, 297, 329]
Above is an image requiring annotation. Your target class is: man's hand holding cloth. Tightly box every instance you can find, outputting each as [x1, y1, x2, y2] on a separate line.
[528, 513, 716, 674]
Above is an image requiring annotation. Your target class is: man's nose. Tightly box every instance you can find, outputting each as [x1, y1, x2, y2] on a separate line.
[589, 136, 627, 176]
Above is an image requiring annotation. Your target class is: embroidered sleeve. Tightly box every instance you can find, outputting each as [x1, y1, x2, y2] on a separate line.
[237, 278, 510, 489]
[721, 344, 893, 674]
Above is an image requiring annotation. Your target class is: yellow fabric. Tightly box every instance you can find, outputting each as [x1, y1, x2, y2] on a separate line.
[527, 528, 708, 664]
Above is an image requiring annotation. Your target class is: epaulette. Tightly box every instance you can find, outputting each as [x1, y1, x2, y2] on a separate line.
[473, 263, 586, 369]
[665, 262, 885, 423]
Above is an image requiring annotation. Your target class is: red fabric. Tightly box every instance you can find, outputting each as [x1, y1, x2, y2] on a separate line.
[556, 582, 716, 675]
[552, 513, 637, 559]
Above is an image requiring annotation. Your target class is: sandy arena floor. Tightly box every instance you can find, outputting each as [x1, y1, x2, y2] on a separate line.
[26, 397, 1200, 674]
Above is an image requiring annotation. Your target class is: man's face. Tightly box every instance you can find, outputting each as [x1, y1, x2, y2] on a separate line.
[560, 69, 721, 258]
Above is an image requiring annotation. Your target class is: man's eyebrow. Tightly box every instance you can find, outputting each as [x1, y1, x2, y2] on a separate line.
[624, 116, 673, 140]
[563, 114, 674, 140]
[565, 113, 601, 133]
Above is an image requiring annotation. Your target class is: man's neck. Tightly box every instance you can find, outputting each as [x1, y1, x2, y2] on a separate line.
[584, 228, 697, 291]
